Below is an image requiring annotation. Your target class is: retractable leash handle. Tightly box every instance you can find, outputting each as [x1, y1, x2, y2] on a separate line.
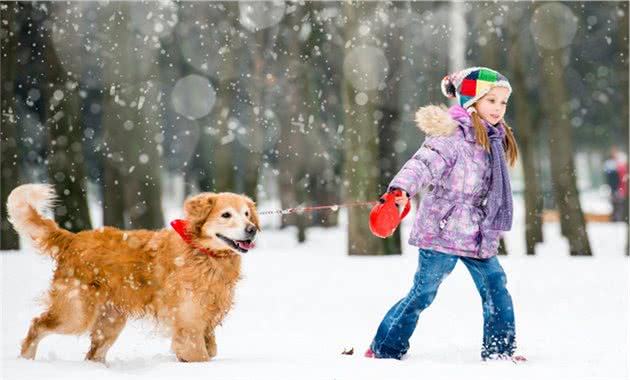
[392, 189, 412, 219]
[369, 189, 411, 238]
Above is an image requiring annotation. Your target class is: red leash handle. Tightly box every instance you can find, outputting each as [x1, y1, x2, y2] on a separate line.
[383, 190, 411, 221]
[369, 189, 411, 238]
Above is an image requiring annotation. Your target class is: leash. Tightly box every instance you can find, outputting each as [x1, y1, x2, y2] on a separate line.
[172, 196, 406, 253]
[171, 200, 383, 256]
[257, 201, 380, 215]
[258, 191, 410, 239]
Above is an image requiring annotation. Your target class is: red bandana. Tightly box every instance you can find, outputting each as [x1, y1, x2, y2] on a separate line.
[170, 219, 223, 258]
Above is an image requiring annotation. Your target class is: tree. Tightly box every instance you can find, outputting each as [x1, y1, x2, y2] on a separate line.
[342, 2, 391, 255]
[276, 3, 310, 241]
[617, 2, 629, 255]
[507, 4, 544, 255]
[373, 2, 408, 254]
[204, 4, 239, 195]
[1, 2, 21, 250]
[241, 21, 274, 204]
[40, 3, 92, 232]
[294, 1, 345, 229]
[178, 3, 267, 205]
[535, 5, 592, 256]
[156, 3, 206, 195]
[99, 2, 165, 229]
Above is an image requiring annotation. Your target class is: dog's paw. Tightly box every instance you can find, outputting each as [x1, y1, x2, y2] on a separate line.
[176, 352, 210, 363]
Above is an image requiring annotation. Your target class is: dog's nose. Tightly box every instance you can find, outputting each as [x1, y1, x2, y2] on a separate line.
[245, 224, 257, 237]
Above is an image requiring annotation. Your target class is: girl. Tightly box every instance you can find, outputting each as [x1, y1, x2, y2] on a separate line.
[365, 67, 525, 362]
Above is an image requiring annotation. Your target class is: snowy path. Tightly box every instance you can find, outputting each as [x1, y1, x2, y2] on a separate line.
[1, 209, 628, 379]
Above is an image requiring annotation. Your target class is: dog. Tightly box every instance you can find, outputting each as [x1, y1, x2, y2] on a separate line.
[7, 184, 259, 363]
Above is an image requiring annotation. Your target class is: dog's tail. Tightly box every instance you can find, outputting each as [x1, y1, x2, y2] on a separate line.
[7, 184, 73, 256]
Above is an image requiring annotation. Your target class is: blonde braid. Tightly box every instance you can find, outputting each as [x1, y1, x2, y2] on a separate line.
[471, 111, 490, 152]
[501, 121, 519, 167]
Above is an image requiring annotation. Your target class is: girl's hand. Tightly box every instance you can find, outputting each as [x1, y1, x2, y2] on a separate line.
[394, 192, 409, 208]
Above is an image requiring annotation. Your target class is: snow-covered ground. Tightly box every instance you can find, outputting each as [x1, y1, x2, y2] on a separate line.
[2, 195, 628, 380]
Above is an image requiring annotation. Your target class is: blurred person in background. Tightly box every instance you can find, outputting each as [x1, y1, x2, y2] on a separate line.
[604, 146, 627, 222]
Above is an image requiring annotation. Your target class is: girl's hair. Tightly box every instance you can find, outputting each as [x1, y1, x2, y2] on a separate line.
[470, 111, 519, 167]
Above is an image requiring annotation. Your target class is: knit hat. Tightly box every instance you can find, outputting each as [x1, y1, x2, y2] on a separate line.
[441, 67, 512, 112]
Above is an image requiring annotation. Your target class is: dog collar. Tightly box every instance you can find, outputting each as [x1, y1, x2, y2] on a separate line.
[170, 219, 224, 258]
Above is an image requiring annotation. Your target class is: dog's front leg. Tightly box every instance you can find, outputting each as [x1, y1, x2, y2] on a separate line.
[204, 326, 217, 359]
[85, 306, 127, 363]
[172, 327, 209, 362]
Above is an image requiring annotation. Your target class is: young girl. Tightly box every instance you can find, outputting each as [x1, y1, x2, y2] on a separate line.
[365, 67, 525, 362]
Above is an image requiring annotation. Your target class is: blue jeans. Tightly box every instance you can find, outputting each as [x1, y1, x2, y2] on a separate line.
[370, 249, 516, 359]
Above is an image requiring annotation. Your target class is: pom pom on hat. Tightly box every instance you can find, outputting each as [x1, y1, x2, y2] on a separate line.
[441, 76, 457, 98]
[441, 67, 512, 109]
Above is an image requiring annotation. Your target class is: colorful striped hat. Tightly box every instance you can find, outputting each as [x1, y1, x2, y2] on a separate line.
[441, 67, 512, 111]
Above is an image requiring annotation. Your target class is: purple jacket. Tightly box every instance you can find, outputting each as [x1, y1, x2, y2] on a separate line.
[389, 104, 509, 259]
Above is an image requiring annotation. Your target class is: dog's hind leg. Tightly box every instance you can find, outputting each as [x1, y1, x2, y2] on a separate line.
[21, 282, 96, 360]
[85, 305, 126, 363]
[20, 311, 61, 359]
[21, 307, 90, 359]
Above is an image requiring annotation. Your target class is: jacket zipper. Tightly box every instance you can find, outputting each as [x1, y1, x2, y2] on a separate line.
[438, 205, 457, 231]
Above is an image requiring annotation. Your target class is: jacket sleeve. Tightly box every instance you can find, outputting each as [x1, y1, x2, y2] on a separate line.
[388, 134, 458, 197]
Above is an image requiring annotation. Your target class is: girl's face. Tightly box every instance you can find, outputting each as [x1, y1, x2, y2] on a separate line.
[474, 86, 510, 125]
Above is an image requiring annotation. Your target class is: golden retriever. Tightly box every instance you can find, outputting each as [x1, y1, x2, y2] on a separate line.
[7, 184, 259, 363]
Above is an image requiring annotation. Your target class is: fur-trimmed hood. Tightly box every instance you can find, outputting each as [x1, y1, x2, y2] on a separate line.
[414, 104, 459, 137]
[415, 104, 483, 143]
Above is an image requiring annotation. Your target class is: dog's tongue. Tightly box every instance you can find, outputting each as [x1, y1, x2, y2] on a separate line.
[236, 240, 255, 250]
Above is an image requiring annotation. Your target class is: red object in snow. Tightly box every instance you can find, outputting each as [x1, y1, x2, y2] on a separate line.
[369, 190, 411, 238]
[511, 355, 528, 363]
[364, 347, 377, 358]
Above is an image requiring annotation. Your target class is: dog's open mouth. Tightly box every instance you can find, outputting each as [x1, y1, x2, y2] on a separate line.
[216, 234, 255, 253]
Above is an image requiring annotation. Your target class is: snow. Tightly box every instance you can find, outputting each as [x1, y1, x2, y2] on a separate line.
[1, 196, 628, 380]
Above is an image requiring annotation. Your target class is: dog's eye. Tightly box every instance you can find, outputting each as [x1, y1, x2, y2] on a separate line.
[245, 211, 249, 217]
[221, 212, 231, 218]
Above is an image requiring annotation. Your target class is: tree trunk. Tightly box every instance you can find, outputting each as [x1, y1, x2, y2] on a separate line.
[540, 43, 592, 256]
[156, 5, 209, 196]
[517, 127, 545, 255]
[207, 78, 237, 193]
[102, 81, 165, 229]
[40, 7, 92, 232]
[375, 3, 406, 254]
[343, 2, 387, 255]
[103, 162, 126, 229]
[301, 2, 341, 228]
[100, 3, 164, 229]
[301, 48, 333, 227]
[0, 2, 21, 250]
[449, 1, 466, 71]
[241, 29, 272, 203]
[277, 8, 309, 241]
[618, 2, 629, 255]
[507, 5, 544, 255]
[188, 125, 215, 193]
[206, 5, 237, 194]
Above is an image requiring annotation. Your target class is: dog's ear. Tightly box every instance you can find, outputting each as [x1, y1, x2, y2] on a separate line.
[184, 193, 216, 225]
[246, 198, 261, 231]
